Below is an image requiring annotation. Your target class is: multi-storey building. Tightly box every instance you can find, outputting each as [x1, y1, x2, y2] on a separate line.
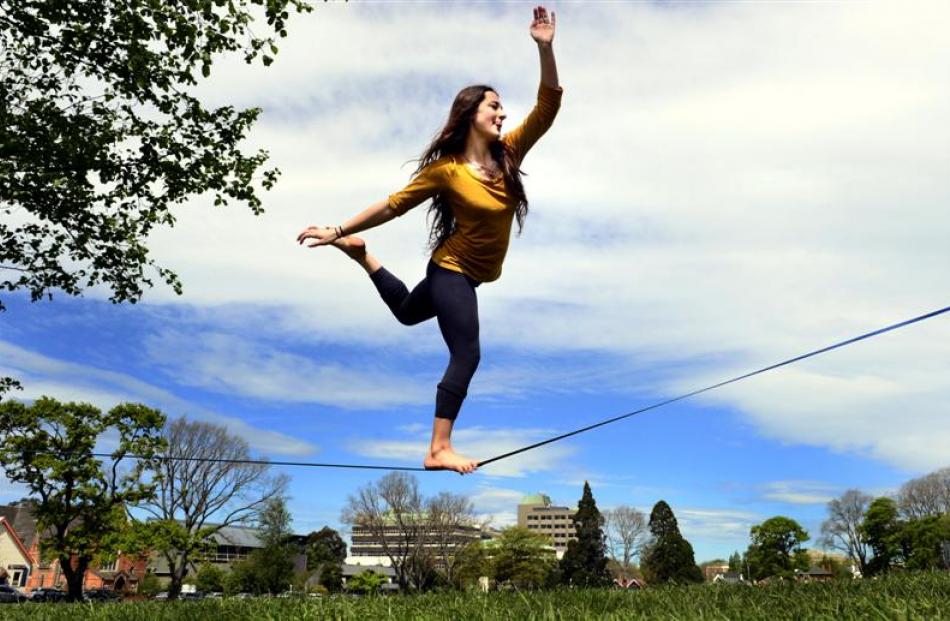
[347, 520, 497, 567]
[517, 493, 576, 558]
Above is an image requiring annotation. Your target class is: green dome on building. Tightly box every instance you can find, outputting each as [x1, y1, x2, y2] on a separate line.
[519, 493, 552, 506]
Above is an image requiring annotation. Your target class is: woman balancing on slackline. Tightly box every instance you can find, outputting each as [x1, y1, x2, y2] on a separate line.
[297, 6, 561, 474]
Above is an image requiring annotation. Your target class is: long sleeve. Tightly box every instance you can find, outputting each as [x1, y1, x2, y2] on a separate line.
[503, 83, 563, 165]
[387, 158, 450, 216]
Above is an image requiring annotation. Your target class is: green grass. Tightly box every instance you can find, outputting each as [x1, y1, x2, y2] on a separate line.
[5, 572, 950, 620]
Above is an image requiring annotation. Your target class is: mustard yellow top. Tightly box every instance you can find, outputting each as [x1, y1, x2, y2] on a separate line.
[387, 83, 563, 283]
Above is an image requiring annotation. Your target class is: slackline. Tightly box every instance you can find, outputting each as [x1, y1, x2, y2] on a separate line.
[55, 303, 950, 472]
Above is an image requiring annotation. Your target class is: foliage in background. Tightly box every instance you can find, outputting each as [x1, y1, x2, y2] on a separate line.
[559, 481, 611, 587]
[640, 500, 703, 585]
[136, 418, 287, 600]
[745, 516, 810, 580]
[0, 0, 312, 395]
[819, 489, 871, 575]
[347, 569, 387, 594]
[306, 526, 347, 592]
[491, 526, 558, 590]
[0, 397, 166, 601]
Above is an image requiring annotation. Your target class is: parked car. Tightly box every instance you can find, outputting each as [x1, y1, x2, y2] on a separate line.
[29, 588, 66, 603]
[153, 592, 169, 600]
[0, 585, 29, 604]
[83, 588, 121, 602]
[181, 591, 205, 600]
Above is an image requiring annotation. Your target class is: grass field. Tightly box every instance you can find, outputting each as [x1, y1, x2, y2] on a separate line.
[4, 572, 950, 620]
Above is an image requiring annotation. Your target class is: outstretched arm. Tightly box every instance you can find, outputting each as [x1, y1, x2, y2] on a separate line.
[297, 199, 396, 247]
[531, 5, 559, 89]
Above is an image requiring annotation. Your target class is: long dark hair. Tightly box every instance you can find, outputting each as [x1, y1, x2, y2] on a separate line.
[410, 85, 529, 252]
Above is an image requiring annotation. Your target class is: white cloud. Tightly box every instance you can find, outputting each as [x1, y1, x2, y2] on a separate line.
[676, 507, 762, 543]
[48, 1, 949, 472]
[0, 340, 316, 456]
[144, 329, 432, 409]
[468, 486, 527, 529]
[758, 481, 839, 506]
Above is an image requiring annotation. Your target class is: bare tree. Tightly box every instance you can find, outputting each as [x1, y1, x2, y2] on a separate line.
[342, 471, 428, 591]
[426, 491, 479, 586]
[137, 418, 288, 599]
[898, 467, 950, 519]
[603, 505, 648, 578]
[819, 489, 871, 574]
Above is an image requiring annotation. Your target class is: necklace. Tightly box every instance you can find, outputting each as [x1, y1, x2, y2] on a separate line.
[465, 157, 500, 179]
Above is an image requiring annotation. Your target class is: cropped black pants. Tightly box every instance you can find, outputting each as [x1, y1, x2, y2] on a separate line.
[369, 260, 481, 421]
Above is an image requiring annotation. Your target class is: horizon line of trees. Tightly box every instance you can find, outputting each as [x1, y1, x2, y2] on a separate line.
[0, 396, 349, 601]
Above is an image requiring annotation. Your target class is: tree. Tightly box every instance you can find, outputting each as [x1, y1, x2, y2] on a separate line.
[306, 527, 346, 592]
[137, 418, 288, 600]
[193, 563, 225, 593]
[746, 516, 809, 580]
[426, 490, 479, 587]
[453, 541, 491, 590]
[559, 482, 611, 587]
[603, 505, 648, 579]
[0, 0, 313, 395]
[248, 496, 297, 594]
[728, 551, 743, 573]
[640, 500, 703, 585]
[0, 397, 165, 601]
[820, 489, 871, 575]
[859, 496, 902, 575]
[897, 468, 950, 519]
[138, 571, 163, 597]
[897, 515, 950, 571]
[491, 527, 558, 590]
[342, 472, 431, 592]
[347, 569, 387, 594]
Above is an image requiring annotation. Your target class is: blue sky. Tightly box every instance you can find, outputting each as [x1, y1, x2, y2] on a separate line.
[2, 1, 949, 563]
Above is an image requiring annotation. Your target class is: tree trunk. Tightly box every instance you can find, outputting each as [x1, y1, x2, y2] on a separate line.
[59, 555, 88, 602]
[168, 558, 188, 600]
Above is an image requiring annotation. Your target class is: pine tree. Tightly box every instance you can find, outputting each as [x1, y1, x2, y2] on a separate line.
[559, 482, 611, 587]
[728, 551, 743, 573]
[641, 500, 703, 585]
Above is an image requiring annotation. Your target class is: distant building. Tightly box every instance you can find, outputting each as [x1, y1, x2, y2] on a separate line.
[712, 571, 746, 585]
[703, 563, 730, 582]
[347, 519, 497, 567]
[0, 504, 147, 593]
[147, 523, 307, 583]
[796, 566, 834, 582]
[340, 564, 398, 592]
[517, 493, 576, 558]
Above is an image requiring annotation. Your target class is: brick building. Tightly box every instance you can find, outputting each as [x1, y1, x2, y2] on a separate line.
[0, 504, 148, 593]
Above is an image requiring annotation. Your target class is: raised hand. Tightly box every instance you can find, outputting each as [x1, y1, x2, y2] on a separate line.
[530, 5, 556, 45]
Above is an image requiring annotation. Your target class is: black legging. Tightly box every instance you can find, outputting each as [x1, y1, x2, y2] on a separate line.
[369, 260, 481, 421]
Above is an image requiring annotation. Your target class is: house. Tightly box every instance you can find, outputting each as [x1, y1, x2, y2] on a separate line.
[146, 523, 308, 586]
[0, 503, 148, 594]
[795, 566, 834, 582]
[703, 563, 730, 582]
[713, 571, 746, 585]
[340, 563, 398, 592]
[613, 576, 645, 589]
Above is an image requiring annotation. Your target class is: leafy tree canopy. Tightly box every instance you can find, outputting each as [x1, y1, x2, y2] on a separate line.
[0, 0, 313, 397]
[0, 397, 166, 600]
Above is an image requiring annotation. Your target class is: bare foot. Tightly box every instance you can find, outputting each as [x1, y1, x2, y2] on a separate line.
[424, 447, 479, 475]
[332, 235, 366, 261]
